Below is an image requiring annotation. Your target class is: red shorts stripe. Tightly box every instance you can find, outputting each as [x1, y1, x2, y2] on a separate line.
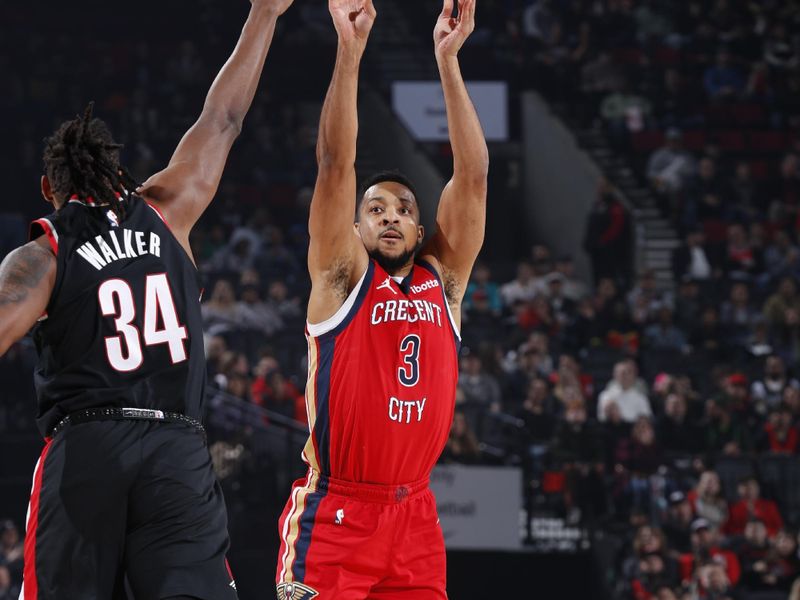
[22, 439, 53, 600]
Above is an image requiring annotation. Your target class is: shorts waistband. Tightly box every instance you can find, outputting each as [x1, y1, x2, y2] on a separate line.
[307, 470, 429, 504]
[50, 407, 205, 439]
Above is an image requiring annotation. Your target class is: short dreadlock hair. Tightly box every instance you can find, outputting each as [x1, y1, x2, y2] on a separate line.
[42, 102, 138, 221]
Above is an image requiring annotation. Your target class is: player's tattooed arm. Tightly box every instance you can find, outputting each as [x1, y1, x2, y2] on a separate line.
[0, 239, 56, 356]
[421, 0, 488, 311]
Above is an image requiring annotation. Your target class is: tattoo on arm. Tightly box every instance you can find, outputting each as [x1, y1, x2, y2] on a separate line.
[0, 243, 54, 307]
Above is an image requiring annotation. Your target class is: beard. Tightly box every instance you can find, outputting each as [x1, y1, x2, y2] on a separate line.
[368, 242, 420, 274]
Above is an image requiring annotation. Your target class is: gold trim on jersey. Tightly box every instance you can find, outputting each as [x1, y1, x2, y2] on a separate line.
[279, 470, 320, 583]
[302, 334, 320, 472]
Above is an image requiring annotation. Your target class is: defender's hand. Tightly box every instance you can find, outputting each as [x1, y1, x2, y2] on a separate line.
[434, 0, 475, 59]
[329, 0, 377, 47]
[251, 0, 294, 16]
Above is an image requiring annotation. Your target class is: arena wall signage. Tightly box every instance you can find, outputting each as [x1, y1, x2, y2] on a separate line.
[430, 465, 522, 550]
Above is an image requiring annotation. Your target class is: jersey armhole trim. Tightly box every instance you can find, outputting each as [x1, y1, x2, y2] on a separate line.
[30, 218, 58, 255]
[416, 259, 462, 342]
[144, 201, 173, 233]
[307, 262, 373, 338]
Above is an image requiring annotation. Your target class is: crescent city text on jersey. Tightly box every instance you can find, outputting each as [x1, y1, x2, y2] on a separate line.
[76, 229, 162, 271]
[370, 298, 444, 327]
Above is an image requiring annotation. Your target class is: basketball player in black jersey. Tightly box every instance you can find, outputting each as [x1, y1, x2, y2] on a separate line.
[0, 0, 293, 598]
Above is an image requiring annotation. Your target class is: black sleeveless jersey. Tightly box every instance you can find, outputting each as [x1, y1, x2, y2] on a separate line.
[29, 195, 207, 437]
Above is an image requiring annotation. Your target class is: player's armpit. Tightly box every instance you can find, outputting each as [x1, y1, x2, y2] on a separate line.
[0, 238, 56, 356]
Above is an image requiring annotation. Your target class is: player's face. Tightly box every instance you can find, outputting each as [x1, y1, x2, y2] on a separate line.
[356, 182, 424, 273]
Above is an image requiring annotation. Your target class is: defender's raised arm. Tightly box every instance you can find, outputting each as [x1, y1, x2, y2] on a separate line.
[140, 0, 294, 237]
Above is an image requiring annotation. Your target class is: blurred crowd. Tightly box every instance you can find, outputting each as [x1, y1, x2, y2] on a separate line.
[3, 0, 800, 599]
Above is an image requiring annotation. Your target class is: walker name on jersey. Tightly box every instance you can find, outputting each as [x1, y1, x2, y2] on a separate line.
[76, 229, 162, 271]
[371, 299, 443, 327]
[388, 396, 427, 424]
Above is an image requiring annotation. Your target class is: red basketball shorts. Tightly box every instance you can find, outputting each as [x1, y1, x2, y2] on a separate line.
[275, 469, 447, 599]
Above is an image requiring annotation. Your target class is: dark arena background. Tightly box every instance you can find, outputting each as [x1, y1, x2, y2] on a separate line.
[3, 0, 800, 598]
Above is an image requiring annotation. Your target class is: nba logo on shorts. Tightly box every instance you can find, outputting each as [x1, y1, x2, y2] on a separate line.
[277, 582, 319, 599]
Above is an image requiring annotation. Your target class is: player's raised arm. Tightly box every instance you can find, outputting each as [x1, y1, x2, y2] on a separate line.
[306, 0, 375, 323]
[0, 238, 56, 357]
[420, 0, 489, 309]
[139, 0, 294, 237]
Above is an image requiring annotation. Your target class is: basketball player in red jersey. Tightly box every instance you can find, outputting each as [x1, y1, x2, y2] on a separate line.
[0, 0, 293, 598]
[275, 0, 488, 597]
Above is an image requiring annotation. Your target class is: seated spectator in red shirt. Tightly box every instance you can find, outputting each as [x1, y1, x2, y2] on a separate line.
[758, 405, 799, 454]
[723, 476, 783, 537]
[678, 518, 741, 587]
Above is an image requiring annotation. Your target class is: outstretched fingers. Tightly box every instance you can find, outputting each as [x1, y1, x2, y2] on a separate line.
[441, 0, 455, 18]
[456, 0, 475, 33]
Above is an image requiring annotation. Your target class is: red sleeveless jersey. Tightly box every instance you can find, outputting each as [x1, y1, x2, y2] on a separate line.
[301, 259, 460, 485]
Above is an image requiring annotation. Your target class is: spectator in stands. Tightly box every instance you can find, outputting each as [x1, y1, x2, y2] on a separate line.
[764, 231, 800, 283]
[623, 526, 677, 594]
[655, 70, 700, 130]
[764, 22, 799, 71]
[724, 476, 783, 537]
[751, 354, 800, 412]
[463, 261, 502, 316]
[679, 518, 741, 589]
[672, 229, 720, 284]
[673, 278, 703, 332]
[583, 178, 633, 286]
[743, 527, 800, 594]
[686, 157, 727, 234]
[703, 397, 752, 457]
[703, 48, 745, 101]
[580, 51, 626, 95]
[541, 272, 576, 326]
[764, 276, 800, 332]
[617, 417, 664, 513]
[689, 306, 731, 362]
[598, 360, 653, 423]
[551, 255, 588, 301]
[549, 353, 593, 403]
[553, 397, 605, 523]
[503, 345, 550, 406]
[658, 393, 699, 455]
[720, 283, 758, 344]
[687, 471, 728, 532]
[724, 224, 763, 282]
[441, 411, 481, 464]
[628, 270, 672, 324]
[727, 161, 765, 224]
[737, 519, 771, 590]
[662, 491, 695, 554]
[237, 283, 283, 337]
[0, 520, 22, 585]
[500, 261, 538, 307]
[518, 378, 556, 444]
[768, 153, 800, 229]
[202, 279, 246, 337]
[647, 128, 697, 197]
[459, 352, 502, 412]
[266, 279, 302, 321]
[600, 79, 653, 139]
[644, 307, 688, 352]
[758, 405, 799, 454]
[0, 565, 20, 600]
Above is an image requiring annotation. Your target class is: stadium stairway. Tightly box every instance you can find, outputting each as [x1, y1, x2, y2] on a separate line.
[575, 122, 680, 291]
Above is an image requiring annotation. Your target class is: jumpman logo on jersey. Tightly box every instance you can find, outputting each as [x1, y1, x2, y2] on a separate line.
[376, 277, 398, 295]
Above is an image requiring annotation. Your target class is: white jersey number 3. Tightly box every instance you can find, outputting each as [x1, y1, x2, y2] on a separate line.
[98, 274, 188, 372]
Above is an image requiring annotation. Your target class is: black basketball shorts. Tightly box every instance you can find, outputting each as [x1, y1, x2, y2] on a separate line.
[19, 419, 238, 600]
